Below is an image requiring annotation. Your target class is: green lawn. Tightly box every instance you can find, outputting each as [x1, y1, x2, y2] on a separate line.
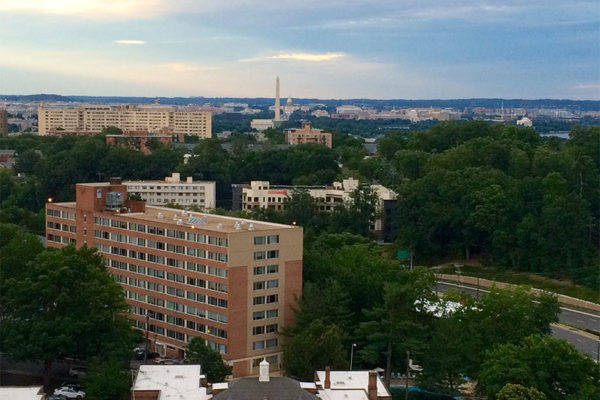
[436, 265, 599, 304]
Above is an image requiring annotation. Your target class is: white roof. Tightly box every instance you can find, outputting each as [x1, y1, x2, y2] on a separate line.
[133, 365, 210, 400]
[315, 370, 390, 398]
[317, 389, 369, 400]
[0, 386, 44, 400]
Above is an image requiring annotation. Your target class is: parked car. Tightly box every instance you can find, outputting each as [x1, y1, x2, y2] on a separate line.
[60, 383, 83, 392]
[153, 357, 183, 365]
[54, 386, 86, 399]
[68, 366, 88, 379]
[47, 395, 67, 400]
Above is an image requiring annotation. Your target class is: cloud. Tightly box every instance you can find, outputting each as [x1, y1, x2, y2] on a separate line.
[115, 40, 145, 45]
[574, 83, 600, 90]
[239, 52, 345, 62]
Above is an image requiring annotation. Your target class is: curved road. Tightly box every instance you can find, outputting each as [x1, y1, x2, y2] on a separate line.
[435, 280, 600, 360]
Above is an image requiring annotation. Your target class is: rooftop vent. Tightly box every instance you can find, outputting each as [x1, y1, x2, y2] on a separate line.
[248, 223, 255, 231]
[217, 223, 223, 229]
[109, 177, 122, 185]
[234, 221, 241, 231]
[158, 212, 163, 218]
[176, 219, 183, 225]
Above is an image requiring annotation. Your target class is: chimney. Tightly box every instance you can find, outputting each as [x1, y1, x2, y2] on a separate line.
[259, 358, 270, 382]
[368, 371, 378, 400]
[324, 367, 331, 389]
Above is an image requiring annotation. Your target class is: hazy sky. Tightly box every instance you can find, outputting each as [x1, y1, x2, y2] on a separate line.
[0, 1, 598, 99]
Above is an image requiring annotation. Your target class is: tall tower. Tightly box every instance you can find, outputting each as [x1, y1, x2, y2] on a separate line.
[274, 76, 281, 121]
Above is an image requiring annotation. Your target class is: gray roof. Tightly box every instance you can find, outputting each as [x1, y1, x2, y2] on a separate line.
[212, 377, 318, 400]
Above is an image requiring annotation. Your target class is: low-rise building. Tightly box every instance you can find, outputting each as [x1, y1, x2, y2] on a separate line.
[235, 178, 397, 240]
[105, 129, 176, 154]
[315, 368, 392, 400]
[131, 365, 211, 400]
[250, 119, 274, 131]
[125, 173, 216, 210]
[46, 179, 303, 377]
[284, 122, 332, 148]
[516, 117, 533, 127]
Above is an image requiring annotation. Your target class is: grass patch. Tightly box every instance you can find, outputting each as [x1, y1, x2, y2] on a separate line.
[436, 265, 599, 303]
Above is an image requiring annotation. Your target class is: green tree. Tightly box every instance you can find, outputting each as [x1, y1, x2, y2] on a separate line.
[496, 384, 547, 400]
[0, 244, 136, 389]
[283, 319, 346, 381]
[359, 267, 435, 387]
[83, 362, 131, 400]
[185, 337, 232, 382]
[100, 126, 123, 135]
[478, 335, 600, 400]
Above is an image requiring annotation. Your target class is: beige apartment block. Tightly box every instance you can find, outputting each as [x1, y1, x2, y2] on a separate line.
[284, 122, 332, 148]
[46, 179, 302, 377]
[38, 104, 211, 138]
[125, 173, 216, 210]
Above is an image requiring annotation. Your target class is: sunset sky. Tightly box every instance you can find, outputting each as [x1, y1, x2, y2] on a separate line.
[1, 0, 598, 99]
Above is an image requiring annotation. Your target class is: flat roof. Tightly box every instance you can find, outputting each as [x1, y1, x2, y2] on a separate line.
[133, 365, 210, 400]
[0, 386, 44, 400]
[315, 371, 390, 398]
[49, 203, 299, 233]
[124, 180, 216, 185]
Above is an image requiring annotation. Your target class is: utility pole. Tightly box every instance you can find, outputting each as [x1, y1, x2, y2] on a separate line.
[144, 312, 150, 362]
[405, 350, 410, 400]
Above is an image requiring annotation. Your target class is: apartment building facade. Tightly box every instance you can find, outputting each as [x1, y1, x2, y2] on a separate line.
[45, 180, 302, 377]
[38, 104, 212, 138]
[235, 178, 397, 240]
[125, 173, 216, 210]
[284, 122, 332, 148]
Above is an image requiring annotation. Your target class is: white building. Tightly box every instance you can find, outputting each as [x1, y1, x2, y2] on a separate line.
[251, 119, 275, 131]
[131, 365, 211, 400]
[0, 387, 44, 400]
[315, 369, 392, 400]
[516, 117, 533, 127]
[125, 173, 216, 210]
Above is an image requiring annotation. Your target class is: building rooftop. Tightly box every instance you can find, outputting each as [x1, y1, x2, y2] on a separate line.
[132, 365, 210, 400]
[0, 386, 44, 400]
[315, 370, 390, 398]
[51, 201, 298, 233]
[212, 377, 318, 400]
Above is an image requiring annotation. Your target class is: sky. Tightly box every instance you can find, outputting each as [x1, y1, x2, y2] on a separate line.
[0, 0, 599, 99]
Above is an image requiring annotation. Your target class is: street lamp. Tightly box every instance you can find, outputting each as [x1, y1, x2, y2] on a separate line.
[350, 343, 357, 370]
[144, 312, 150, 362]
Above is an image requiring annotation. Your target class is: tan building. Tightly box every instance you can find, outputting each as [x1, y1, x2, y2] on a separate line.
[125, 173, 216, 210]
[0, 109, 8, 136]
[285, 122, 332, 148]
[237, 179, 397, 239]
[46, 179, 303, 377]
[38, 104, 211, 138]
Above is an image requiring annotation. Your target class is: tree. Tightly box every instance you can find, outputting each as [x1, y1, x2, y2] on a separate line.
[83, 362, 131, 400]
[0, 244, 136, 389]
[497, 384, 547, 400]
[185, 337, 232, 382]
[283, 319, 346, 381]
[100, 126, 123, 136]
[478, 335, 600, 400]
[359, 267, 435, 387]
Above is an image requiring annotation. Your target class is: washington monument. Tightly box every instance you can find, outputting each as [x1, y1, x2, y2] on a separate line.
[274, 76, 281, 121]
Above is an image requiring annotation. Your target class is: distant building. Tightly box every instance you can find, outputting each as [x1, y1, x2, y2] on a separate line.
[0, 150, 16, 169]
[250, 119, 275, 131]
[124, 173, 216, 210]
[46, 179, 303, 377]
[284, 122, 332, 148]
[38, 103, 211, 138]
[131, 365, 211, 400]
[0, 109, 8, 135]
[311, 109, 330, 118]
[516, 117, 533, 127]
[105, 129, 175, 154]
[235, 178, 397, 240]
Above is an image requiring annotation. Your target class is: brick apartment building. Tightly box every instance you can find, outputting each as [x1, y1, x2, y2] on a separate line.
[45, 179, 302, 377]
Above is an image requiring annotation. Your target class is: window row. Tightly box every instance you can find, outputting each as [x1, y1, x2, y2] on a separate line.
[253, 294, 278, 305]
[253, 279, 278, 290]
[252, 324, 278, 335]
[126, 291, 227, 323]
[131, 305, 227, 338]
[47, 234, 75, 244]
[253, 264, 278, 275]
[48, 221, 76, 233]
[252, 309, 278, 320]
[253, 235, 279, 245]
[47, 208, 76, 220]
[252, 338, 278, 350]
[253, 250, 279, 261]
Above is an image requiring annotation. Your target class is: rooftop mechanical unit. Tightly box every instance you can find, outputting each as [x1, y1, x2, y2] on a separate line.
[105, 191, 124, 209]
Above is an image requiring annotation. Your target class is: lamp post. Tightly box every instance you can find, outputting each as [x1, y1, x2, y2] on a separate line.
[144, 312, 150, 362]
[350, 343, 357, 370]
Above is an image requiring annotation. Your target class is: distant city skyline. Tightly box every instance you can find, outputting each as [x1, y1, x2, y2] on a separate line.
[0, 1, 598, 99]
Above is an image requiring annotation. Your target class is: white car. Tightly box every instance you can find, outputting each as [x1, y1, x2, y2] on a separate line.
[54, 386, 86, 399]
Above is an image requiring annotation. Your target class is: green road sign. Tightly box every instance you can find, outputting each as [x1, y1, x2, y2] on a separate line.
[396, 250, 410, 259]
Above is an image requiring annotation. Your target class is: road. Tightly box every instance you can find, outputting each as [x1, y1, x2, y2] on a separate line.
[435, 280, 600, 359]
